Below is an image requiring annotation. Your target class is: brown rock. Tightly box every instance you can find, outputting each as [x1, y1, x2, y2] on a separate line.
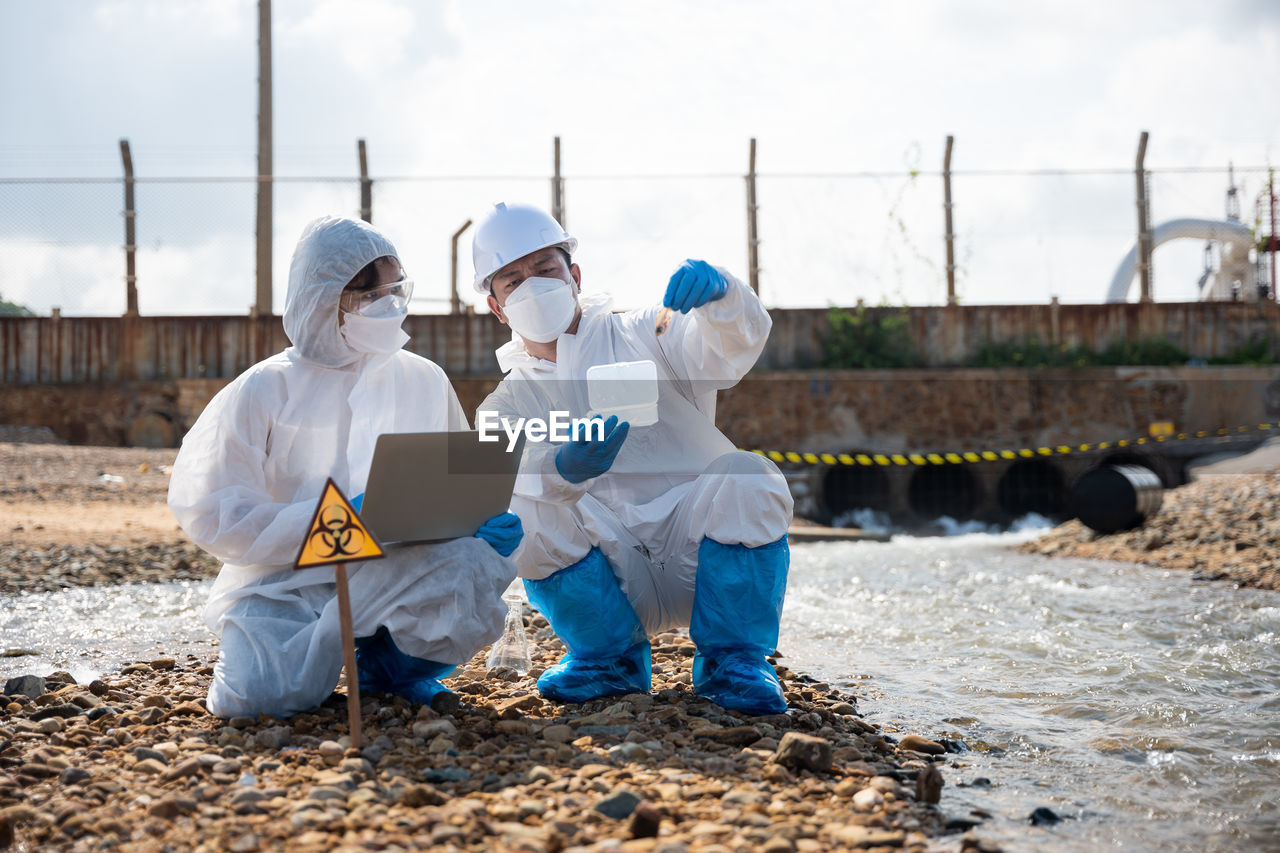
[401, 784, 448, 807]
[496, 694, 542, 717]
[160, 757, 203, 782]
[700, 726, 761, 746]
[774, 732, 833, 773]
[148, 796, 196, 819]
[898, 734, 946, 755]
[916, 763, 945, 804]
[628, 802, 662, 838]
[133, 758, 169, 776]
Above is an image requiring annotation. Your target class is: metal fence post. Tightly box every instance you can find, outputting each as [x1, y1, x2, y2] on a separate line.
[943, 135, 956, 305]
[358, 139, 372, 223]
[552, 136, 565, 228]
[119, 139, 138, 317]
[451, 219, 473, 315]
[746, 137, 760, 296]
[1135, 130, 1152, 302]
[254, 0, 273, 317]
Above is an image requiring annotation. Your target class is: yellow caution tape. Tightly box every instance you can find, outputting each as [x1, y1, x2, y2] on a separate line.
[747, 421, 1280, 467]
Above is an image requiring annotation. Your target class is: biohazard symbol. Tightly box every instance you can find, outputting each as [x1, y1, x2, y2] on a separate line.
[295, 478, 384, 569]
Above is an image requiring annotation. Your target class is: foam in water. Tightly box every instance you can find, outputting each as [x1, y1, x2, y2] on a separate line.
[832, 509, 1056, 538]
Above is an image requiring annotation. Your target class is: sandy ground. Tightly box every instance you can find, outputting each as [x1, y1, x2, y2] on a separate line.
[2, 444, 183, 547]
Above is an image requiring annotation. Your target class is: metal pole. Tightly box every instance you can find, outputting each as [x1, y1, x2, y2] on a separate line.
[119, 139, 138, 317]
[746, 137, 760, 296]
[254, 0, 273, 317]
[1270, 174, 1277, 302]
[551, 136, 565, 228]
[450, 219, 473, 315]
[358, 139, 372, 223]
[1135, 130, 1152, 303]
[943, 135, 956, 305]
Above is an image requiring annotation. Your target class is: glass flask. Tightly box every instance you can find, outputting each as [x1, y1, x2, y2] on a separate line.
[486, 592, 532, 675]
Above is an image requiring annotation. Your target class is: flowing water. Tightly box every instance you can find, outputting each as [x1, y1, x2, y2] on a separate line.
[3, 533, 1278, 851]
[784, 531, 1280, 852]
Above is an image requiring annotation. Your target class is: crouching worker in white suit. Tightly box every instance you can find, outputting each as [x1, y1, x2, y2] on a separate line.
[472, 202, 794, 716]
[169, 215, 521, 719]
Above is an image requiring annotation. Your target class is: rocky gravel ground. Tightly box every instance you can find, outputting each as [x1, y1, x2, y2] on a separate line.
[2, 440, 999, 851]
[0, 626, 994, 853]
[1019, 460, 1280, 591]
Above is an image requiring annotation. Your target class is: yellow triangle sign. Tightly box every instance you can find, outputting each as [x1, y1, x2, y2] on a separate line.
[295, 478, 385, 570]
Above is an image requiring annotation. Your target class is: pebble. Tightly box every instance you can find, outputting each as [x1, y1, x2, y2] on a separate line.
[898, 734, 946, 755]
[774, 731, 834, 772]
[853, 787, 885, 809]
[595, 789, 642, 819]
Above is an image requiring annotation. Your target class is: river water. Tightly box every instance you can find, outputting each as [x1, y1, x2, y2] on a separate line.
[784, 530, 1280, 852]
[3, 532, 1278, 851]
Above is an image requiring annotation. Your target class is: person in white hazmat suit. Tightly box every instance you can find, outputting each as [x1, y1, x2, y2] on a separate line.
[473, 202, 793, 716]
[168, 215, 522, 719]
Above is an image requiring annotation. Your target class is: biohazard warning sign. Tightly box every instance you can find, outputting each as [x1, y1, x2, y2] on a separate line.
[295, 478, 385, 569]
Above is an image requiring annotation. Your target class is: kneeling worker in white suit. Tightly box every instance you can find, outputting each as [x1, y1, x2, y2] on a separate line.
[473, 202, 794, 716]
[169, 215, 521, 719]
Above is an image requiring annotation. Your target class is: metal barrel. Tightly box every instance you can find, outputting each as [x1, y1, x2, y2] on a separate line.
[1069, 464, 1164, 534]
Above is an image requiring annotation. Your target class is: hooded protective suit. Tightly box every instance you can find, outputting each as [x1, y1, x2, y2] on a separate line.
[169, 215, 516, 719]
[476, 271, 793, 636]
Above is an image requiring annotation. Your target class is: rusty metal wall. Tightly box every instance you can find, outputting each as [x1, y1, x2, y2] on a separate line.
[757, 301, 1280, 369]
[2, 302, 1278, 385]
[0, 316, 287, 384]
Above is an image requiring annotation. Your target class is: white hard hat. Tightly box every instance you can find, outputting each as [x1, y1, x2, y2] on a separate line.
[472, 202, 578, 293]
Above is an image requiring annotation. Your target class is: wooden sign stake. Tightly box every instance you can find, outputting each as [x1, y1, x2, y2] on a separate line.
[295, 478, 385, 750]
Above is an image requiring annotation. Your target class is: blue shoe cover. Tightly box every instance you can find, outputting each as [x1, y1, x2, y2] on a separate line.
[355, 626, 457, 710]
[693, 650, 787, 716]
[524, 547, 651, 703]
[690, 536, 789, 716]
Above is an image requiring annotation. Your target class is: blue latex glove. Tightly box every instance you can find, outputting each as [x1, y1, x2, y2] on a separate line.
[475, 511, 523, 557]
[663, 259, 727, 314]
[351, 492, 364, 512]
[555, 414, 630, 484]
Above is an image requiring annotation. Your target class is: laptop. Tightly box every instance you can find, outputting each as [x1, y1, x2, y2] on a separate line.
[359, 431, 526, 546]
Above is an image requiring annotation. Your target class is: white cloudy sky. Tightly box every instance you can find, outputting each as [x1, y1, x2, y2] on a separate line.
[2, 0, 1278, 315]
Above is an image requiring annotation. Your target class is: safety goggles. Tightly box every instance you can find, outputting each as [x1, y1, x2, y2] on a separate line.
[339, 278, 415, 315]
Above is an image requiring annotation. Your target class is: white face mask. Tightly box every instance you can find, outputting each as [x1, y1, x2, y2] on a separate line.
[501, 276, 577, 343]
[341, 296, 409, 354]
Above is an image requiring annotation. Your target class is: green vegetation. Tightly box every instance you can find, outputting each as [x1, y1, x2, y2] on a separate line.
[0, 294, 34, 317]
[1094, 337, 1190, 366]
[971, 339, 1094, 368]
[820, 306, 921, 369]
[1207, 336, 1277, 366]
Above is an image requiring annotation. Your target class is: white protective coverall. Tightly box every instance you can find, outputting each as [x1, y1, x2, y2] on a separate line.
[476, 271, 793, 636]
[169, 216, 515, 719]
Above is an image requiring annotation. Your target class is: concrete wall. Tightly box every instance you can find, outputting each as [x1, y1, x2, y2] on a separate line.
[3, 301, 1278, 384]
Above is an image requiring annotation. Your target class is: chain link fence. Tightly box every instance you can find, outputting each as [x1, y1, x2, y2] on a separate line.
[1, 163, 1273, 316]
